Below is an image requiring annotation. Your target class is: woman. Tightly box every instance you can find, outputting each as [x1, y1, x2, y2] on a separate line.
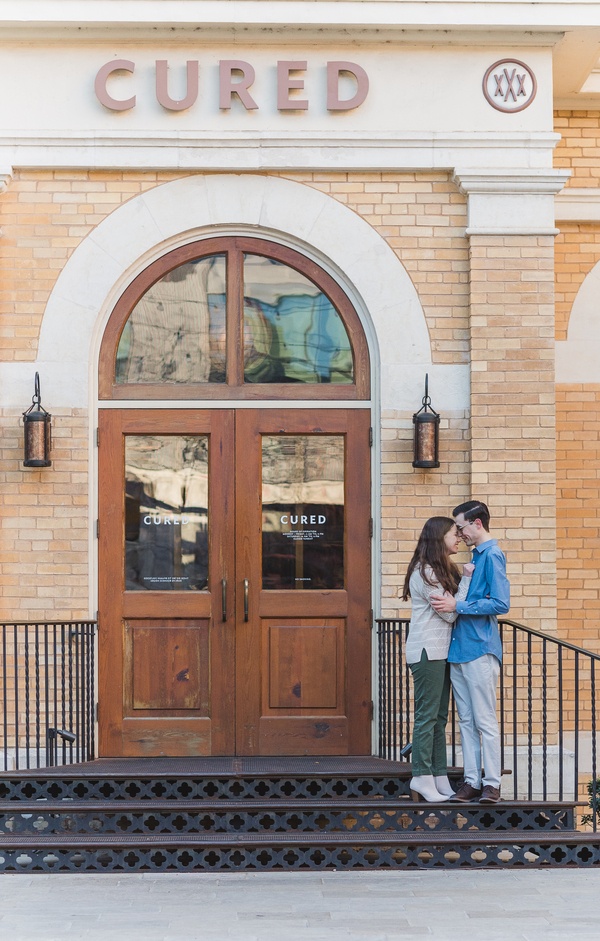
[402, 517, 473, 802]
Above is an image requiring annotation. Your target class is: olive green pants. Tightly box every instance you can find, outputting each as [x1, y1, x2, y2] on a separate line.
[409, 650, 450, 776]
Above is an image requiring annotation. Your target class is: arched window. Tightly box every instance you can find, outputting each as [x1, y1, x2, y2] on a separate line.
[99, 237, 369, 400]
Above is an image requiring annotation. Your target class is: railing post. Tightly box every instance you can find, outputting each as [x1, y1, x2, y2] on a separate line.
[558, 646, 564, 802]
[512, 624, 518, 800]
[591, 658, 597, 833]
[574, 653, 580, 811]
[2, 625, 7, 772]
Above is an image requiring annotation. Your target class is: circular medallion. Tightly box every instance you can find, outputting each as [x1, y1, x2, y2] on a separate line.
[482, 59, 537, 113]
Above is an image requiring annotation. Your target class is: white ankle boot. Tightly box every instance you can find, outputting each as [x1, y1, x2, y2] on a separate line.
[434, 775, 456, 798]
[409, 775, 448, 803]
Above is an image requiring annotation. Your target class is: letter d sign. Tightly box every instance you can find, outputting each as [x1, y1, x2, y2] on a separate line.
[327, 61, 369, 111]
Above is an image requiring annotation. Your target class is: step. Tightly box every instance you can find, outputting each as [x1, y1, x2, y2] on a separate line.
[0, 775, 414, 802]
[0, 799, 576, 836]
[1, 830, 599, 872]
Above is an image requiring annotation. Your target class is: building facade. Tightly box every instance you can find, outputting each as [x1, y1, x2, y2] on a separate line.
[1, 1, 600, 757]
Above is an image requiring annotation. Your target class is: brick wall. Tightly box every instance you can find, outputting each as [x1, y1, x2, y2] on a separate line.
[0, 409, 89, 619]
[0, 170, 181, 362]
[555, 225, 600, 341]
[0, 168, 562, 634]
[0, 169, 474, 622]
[555, 111, 600, 188]
[556, 387, 600, 654]
[305, 172, 472, 616]
[554, 111, 600, 650]
[468, 235, 557, 632]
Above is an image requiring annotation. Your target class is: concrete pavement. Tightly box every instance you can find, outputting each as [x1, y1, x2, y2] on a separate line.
[1, 869, 600, 941]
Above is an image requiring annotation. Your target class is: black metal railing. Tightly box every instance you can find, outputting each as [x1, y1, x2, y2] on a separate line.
[377, 617, 600, 829]
[0, 620, 96, 771]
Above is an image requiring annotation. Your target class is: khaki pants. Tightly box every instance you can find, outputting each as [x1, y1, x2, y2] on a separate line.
[450, 654, 501, 789]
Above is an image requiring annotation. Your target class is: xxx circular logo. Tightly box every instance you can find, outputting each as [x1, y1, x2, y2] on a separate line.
[483, 59, 537, 113]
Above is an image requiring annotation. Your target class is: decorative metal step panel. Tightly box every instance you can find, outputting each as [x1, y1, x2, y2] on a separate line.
[1, 831, 599, 873]
[0, 774, 413, 802]
[0, 800, 576, 836]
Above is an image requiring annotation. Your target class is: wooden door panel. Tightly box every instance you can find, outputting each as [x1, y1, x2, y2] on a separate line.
[120, 719, 213, 757]
[259, 591, 347, 618]
[267, 621, 343, 710]
[126, 619, 210, 713]
[258, 718, 348, 755]
[123, 594, 212, 618]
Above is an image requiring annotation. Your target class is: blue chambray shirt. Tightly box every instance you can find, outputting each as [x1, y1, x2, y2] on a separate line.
[447, 538, 509, 664]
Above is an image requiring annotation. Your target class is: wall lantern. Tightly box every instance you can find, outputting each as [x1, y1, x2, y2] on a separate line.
[22, 372, 52, 468]
[412, 373, 440, 469]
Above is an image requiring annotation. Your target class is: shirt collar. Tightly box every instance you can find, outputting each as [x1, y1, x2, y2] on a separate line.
[472, 538, 497, 555]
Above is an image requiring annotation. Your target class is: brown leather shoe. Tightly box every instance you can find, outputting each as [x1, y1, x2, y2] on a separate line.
[480, 785, 501, 803]
[451, 782, 482, 802]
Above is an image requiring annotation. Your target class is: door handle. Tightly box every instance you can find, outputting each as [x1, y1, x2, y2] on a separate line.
[243, 578, 249, 622]
[221, 578, 227, 622]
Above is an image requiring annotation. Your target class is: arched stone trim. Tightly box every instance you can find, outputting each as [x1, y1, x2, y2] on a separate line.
[556, 259, 600, 384]
[18, 173, 435, 410]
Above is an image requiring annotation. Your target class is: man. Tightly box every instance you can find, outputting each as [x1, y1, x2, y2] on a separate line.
[430, 500, 510, 803]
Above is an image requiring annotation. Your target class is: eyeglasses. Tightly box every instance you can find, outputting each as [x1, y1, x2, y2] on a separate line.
[456, 521, 476, 533]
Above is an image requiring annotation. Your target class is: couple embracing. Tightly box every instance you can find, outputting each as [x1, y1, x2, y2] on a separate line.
[402, 501, 510, 804]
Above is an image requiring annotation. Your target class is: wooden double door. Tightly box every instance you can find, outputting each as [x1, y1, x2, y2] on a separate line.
[98, 407, 372, 757]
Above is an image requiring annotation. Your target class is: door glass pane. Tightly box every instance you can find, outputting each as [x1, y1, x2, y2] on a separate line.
[116, 255, 227, 384]
[125, 436, 208, 591]
[243, 254, 353, 384]
[262, 436, 344, 589]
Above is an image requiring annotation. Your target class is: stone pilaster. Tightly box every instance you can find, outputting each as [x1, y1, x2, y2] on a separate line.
[453, 169, 568, 632]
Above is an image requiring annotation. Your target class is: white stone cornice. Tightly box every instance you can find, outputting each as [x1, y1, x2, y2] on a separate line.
[453, 168, 571, 196]
[452, 168, 570, 236]
[0, 167, 13, 232]
[555, 187, 600, 222]
[0, 1, 576, 40]
[0, 166, 13, 193]
[0, 132, 560, 173]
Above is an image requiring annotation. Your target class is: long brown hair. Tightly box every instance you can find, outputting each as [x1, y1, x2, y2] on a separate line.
[401, 516, 461, 601]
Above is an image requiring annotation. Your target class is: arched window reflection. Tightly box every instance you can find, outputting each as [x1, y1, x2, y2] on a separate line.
[114, 245, 354, 387]
[116, 255, 227, 384]
[243, 255, 352, 384]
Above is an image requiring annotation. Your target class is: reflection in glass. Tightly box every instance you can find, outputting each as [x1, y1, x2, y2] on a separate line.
[262, 436, 344, 589]
[116, 255, 227, 384]
[125, 436, 208, 591]
[243, 255, 353, 384]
